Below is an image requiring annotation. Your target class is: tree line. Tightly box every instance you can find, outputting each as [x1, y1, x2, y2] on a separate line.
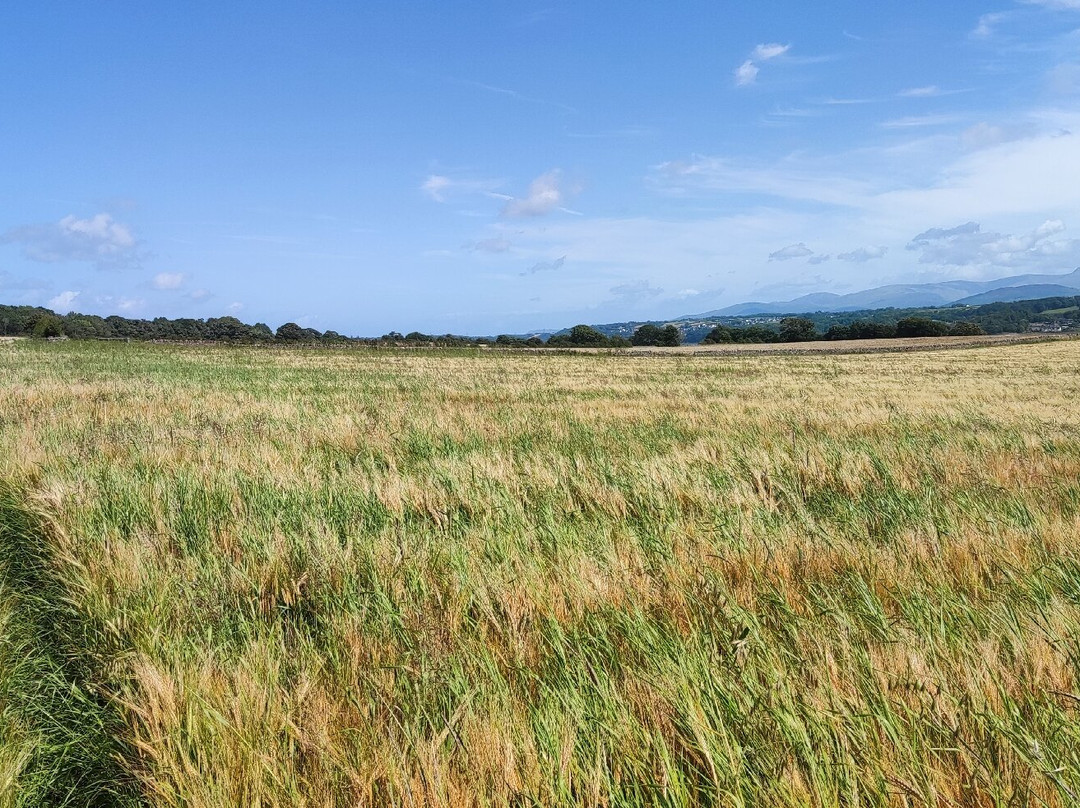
[6, 294, 1077, 348]
[700, 316, 984, 345]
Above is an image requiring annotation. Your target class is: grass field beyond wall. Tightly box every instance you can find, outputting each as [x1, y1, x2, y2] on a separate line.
[1, 339, 1079, 807]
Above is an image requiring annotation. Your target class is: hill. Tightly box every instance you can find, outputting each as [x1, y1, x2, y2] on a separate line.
[687, 268, 1080, 317]
[951, 283, 1080, 305]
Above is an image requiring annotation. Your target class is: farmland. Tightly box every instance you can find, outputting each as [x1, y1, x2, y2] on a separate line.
[1, 338, 1079, 806]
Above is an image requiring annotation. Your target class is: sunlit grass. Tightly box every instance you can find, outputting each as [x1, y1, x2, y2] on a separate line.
[0, 338, 1078, 806]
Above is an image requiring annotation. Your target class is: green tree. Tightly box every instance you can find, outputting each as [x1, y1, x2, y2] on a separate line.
[631, 324, 664, 346]
[658, 324, 682, 346]
[702, 325, 735, 344]
[276, 322, 307, 341]
[566, 324, 608, 346]
[779, 317, 817, 342]
[948, 321, 985, 336]
[895, 317, 950, 338]
[31, 314, 65, 339]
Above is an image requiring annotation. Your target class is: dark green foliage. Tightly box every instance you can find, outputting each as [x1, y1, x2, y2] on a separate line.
[778, 317, 817, 342]
[0, 305, 53, 336]
[547, 324, 629, 348]
[631, 324, 682, 346]
[895, 317, 950, 338]
[31, 314, 65, 339]
[567, 325, 608, 346]
[846, 320, 896, 339]
[948, 321, 985, 336]
[275, 322, 321, 342]
[701, 324, 780, 344]
[495, 334, 528, 347]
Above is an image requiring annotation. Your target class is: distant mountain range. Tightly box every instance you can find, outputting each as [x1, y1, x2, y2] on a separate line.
[686, 268, 1080, 317]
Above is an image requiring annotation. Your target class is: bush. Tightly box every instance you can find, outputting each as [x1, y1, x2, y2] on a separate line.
[31, 314, 64, 339]
[896, 317, 950, 338]
[631, 324, 682, 347]
[779, 317, 817, 342]
[948, 321, 985, 336]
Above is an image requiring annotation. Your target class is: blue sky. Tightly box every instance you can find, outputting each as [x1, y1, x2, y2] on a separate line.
[3, 1, 1080, 335]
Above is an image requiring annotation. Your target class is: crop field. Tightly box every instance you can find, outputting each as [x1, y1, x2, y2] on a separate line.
[1, 339, 1079, 807]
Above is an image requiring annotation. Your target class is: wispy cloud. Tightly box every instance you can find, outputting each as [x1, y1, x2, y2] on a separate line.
[422, 175, 453, 202]
[753, 43, 790, 61]
[899, 85, 942, 97]
[768, 243, 814, 261]
[880, 114, 964, 128]
[95, 294, 144, 313]
[652, 154, 872, 207]
[609, 279, 664, 305]
[1023, 0, 1080, 10]
[520, 255, 566, 275]
[818, 96, 875, 105]
[468, 238, 512, 253]
[501, 170, 579, 217]
[734, 42, 790, 86]
[444, 76, 575, 113]
[420, 173, 503, 203]
[837, 245, 887, 263]
[972, 12, 1007, 37]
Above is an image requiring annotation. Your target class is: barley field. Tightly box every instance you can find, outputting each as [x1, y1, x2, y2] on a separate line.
[0, 338, 1078, 807]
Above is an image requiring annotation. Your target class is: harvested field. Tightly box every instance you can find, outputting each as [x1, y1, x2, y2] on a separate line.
[580, 331, 1076, 356]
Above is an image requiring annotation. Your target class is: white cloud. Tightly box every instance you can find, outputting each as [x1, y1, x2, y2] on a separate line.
[3, 213, 141, 269]
[152, 272, 185, 290]
[502, 170, 572, 217]
[960, 121, 1032, 150]
[972, 12, 1007, 37]
[734, 60, 759, 86]
[899, 85, 942, 98]
[93, 293, 143, 313]
[906, 219, 1078, 267]
[227, 302, 243, 313]
[422, 173, 506, 205]
[48, 290, 79, 312]
[752, 43, 790, 61]
[188, 289, 212, 302]
[768, 243, 814, 261]
[652, 154, 871, 207]
[837, 245, 888, 262]
[735, 43, 790, 87]
[880, 114, 963, 129]
[421, 175, 452, 202]
[1024, 0, 1080, 9]
[870, 121, 1080, 221]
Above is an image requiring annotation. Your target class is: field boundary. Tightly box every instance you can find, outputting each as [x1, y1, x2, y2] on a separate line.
[0, 482, 142, 807]
[555, 331, 1078, 357]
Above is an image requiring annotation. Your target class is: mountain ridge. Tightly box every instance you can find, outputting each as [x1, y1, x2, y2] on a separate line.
[684, 267, 1080, 317]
